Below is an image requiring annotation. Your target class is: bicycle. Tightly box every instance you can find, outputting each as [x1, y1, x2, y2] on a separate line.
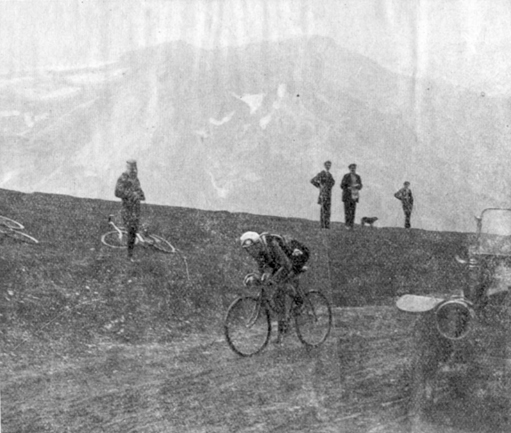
[101, 215, 175, 254]
[0, 215, 39, 244]
[224, 271, 332, 356]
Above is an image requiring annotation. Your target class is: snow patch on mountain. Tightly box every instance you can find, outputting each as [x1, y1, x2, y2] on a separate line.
[209, 111, 235, 126]
[231, 92, 265, 114]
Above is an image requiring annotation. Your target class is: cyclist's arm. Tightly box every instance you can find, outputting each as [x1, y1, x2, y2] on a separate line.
[137, 187, 146, 201]
[394, 188, 404, 200]
[267, 239, 293, 283]
[114, 175, 128, 199]
[310, 172, 322, 188]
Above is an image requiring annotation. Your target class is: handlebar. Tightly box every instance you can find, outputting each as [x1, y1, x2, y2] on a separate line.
[455, 255, 467, 264]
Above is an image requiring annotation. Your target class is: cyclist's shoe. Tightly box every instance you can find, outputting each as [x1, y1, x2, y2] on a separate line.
[273, 332, 285, 345]
[280, 320, 291, 334]
[273, 321, 289, 345]
[293, 303, 305, 316]
[292, 298, 305, 315]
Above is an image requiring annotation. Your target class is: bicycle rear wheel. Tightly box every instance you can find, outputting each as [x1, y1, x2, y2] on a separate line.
[6, 230, 39, 244]
[0, 216, 24, 230]
[224, 296, 271, 357]
[146, 234, 175, 253]
[101, 230, 128, 248]
[295, 290, 332, 347]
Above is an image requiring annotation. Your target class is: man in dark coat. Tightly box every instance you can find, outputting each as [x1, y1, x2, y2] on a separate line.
[311, 161, 335, 229]
[115, 159, 146, 260]
[340, 163, 362, 230]
[394, 181, 414, 228]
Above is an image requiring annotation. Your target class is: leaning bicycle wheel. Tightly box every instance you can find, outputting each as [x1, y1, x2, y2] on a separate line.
[295, 290, 332, 347]
[147, 234, 175, 253]
[224, 296, 271, 357]
[101, 230, 129, 248]
[0, 216, 24, 230]
[6, 230, 39, 244]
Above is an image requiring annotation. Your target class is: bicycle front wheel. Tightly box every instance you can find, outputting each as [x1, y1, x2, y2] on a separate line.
[101, 231, 128, 248]
[147, 234, 175, 253]
[0, 216, 24, 230]
[295, 290, 332, 347]
[6, 230, 39, 244]
[224, 296, 271, 357]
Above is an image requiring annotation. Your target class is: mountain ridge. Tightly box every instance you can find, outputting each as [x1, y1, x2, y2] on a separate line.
[1, 36, 509, 232]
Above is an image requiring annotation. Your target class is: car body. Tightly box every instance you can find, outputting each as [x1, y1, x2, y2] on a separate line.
[407, 208, 511, 428]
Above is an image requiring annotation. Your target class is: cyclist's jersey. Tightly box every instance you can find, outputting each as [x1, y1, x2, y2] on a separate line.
[115, 172, 145, 225]
[115, 173, 146, 204]
[255, 233, 310, 276]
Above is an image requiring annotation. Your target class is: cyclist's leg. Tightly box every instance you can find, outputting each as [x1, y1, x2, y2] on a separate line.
[124, 212, 137, 259]
[273, 286, 287, 342]
[286, 273, 304, 310]
[127, 226, 137, 258]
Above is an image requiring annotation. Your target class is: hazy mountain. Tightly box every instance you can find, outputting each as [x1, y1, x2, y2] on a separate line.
[1, 36, 509, 232]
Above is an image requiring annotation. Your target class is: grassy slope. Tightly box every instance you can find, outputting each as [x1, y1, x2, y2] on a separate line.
[0, 187, 469, 351]
[2, 188, 510, 433]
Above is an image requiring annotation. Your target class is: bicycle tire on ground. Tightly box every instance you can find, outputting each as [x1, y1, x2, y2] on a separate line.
[147, 234, 175, 253]
[5, 230, 39, 244]
[294, 290, 332, 347]
[224, 296, 271, 357]
[0, 216, 24, 230]
[101, 230, 129, 248]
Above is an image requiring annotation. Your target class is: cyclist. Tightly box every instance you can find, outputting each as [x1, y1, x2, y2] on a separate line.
[240, 231, 310, 344]
[115, 159, 146, 261]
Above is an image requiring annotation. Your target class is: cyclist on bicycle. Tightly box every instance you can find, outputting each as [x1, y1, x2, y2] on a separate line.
[115, 159, 145, 261]
[240, 231, 310, 344]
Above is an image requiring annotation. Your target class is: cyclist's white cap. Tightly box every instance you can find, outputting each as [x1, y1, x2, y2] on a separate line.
[240, 231, 260, 248]
[126, 159, 137, 166]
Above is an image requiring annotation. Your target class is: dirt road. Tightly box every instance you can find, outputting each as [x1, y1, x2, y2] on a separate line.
[1, 307, 478, 433]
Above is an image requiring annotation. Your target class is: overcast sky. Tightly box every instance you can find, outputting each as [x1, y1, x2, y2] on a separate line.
[2, 0, 511, 96]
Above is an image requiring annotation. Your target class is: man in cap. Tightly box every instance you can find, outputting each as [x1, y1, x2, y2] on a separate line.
[311, 161, 335, 229]
[240, 231, 309, 344]
[115, 159, 146, 261]
[340, 163, 363, 230]
[394, 181, 414, 229]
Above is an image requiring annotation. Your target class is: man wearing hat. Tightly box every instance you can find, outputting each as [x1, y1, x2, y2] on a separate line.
[394, 181, 414, 229]
[340, 163, 363, 230]
[311, 161, 335, 229]
[115, 160, 146, 260]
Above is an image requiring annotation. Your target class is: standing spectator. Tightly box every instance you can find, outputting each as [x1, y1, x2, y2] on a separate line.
[340, 163, 362, 230]
[115, 159, 146, 261]
[394, 181, 414, 229]
[311, 161, 335, 229]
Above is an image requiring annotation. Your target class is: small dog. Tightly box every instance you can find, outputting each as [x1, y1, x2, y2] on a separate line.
[361, 217, 378, 227]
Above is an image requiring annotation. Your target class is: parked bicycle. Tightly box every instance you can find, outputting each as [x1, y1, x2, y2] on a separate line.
[101, 215, 175, 254]
[0, 215, 39, 244]
[224, 271, 332, 356]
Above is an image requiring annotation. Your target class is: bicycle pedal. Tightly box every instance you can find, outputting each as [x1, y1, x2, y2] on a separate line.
[273, 335, 285, 345]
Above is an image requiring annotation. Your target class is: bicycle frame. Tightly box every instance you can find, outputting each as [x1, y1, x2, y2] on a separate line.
[0, 218, 39, 244]
[250, 283, 303, 322]
[108, 215, 147, 245]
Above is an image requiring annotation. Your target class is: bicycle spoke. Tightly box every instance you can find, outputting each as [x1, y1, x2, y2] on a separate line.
[101, 231, 128, 248]
[224, 296, 271, 357]
[146, 234, 175, 253]
[0, 216, 24, 230]
[295, 291, 332, 347]
[5, 230, 39, 244]
[246, 302, 263, 328]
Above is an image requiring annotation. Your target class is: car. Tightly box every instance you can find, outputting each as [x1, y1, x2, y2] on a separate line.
[402, 208, 511, 429]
